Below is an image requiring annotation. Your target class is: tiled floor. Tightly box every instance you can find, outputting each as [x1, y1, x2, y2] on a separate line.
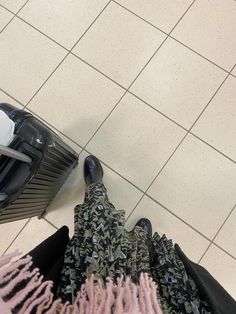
[0, 0, 236, 299]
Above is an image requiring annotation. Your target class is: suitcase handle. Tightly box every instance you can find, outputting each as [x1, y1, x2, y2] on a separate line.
[0, 145, 32, 164]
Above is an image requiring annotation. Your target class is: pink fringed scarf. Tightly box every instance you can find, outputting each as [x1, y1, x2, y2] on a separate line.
[0, 252, 163, 314]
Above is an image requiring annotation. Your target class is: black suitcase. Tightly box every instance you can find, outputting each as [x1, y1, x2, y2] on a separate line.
[0, 103, 79, 224]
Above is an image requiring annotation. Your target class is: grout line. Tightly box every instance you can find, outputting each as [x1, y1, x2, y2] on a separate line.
[16, 15, 70, 52]
[129, 90, 236, 165]
[43, 217, 59, 230]
[24, 53, 69, 109]
[0, 11, 15, 34]
[188, 66, 235, 132]
[213, 243, 236, 261]
[70, 53, 127, 90]
[128, 91, 188, 131]
[198, 204, 236, 263]
[24, 0, 112, 109]
[126, 132, 188, 221]
[168, 0, 196, 34]
[0, 87, 25, 107]
[77, 91, 127, 149]
[147, 195, 212, 242]
[0, 0, 31, 34]
[169, 36, 229, 74]
[112, 0, 169, 36]
[3, 218, 31, 255]
[190, 133, 236, 164]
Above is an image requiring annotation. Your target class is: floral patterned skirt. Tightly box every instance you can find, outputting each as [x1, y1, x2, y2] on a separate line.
[57, 183, 211, 313]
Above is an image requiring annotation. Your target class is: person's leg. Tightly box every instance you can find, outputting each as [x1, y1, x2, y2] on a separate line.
[26, 225, 69, 277]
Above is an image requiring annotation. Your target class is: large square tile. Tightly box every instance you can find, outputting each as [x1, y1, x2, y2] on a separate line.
[19, 0, 109, 49]
[0, 219, 28, 255]
[0, 90, 23, 108]
[126, 196, 210, 262]
[192, 76, 236, 161]
[74, 2, 166, 87]
[87, 93, 186, 190]
[0, 0, 27, 13]
[0, 6, 13, 31]
[28, 55, 124, 146]
[172, 0, 236, 71]
[148, 134, 236, 239]
[5, 217, 57, 256]
[131, 38, 226, 129]
[117, 0, 192, 33]
[214, 208, 236, 258]
[200, 245, 236, 299]
[46, 151, 143, 236]
[0, 18, 66, 104]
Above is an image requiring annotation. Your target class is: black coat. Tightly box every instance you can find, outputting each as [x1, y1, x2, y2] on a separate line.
[175, 244, 236, 314]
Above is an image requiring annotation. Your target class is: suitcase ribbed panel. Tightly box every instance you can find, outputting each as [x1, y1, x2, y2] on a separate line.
[0, 138, 78, 223]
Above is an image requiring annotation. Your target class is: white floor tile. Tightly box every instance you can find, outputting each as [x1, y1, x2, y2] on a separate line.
[214, 207, 236, 258]
[0, 0, 27, 13]
[19, 0, 109, 49]
[126, 196, 210, 262]
[131, 38, 226, 129]
[74, 2, 166, 87]
[28, 54, 124, 147]
[117, 0, 192, 33]
[148, 134, 236, 239]
[200, 245, 236, 299]
[0, 18, 66, 103]
[5, 217, 57, 257]
[0, 6, 13, 31]
[192, 76, 236, 161]
[46, 151, 143, 236]
[87, 92, 186, 190]
[172, 0, 236, 71]
[0, 219, 28, 255]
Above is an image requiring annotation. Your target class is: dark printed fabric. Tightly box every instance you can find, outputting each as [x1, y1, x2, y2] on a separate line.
[57, 183, 211, 313]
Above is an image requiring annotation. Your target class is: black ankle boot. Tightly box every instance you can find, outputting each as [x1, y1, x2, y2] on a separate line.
[135, 218, 152, 237]
[84, 155, 103, 187]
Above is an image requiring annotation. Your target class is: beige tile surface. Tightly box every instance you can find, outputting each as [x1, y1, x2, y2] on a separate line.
[117, 0, 192, 33]
[214, 207, 236, 258]
[0, 6, 13, 31]
[28, 54, 124, 146]
[74, 2, 166, 87]
[0, 0, 27, 13]
[0, 90, 23, 108]
[0, 18, 66, 104]
[87, 93, 186, 190]
[46, 151, 143, 236]
[19, 0, 109, 49]
[148, 134, 236, 239]
[172, 0, 236, 71]
[0, 219, 28, 255]
[5, 217, 57, 256]
[131, 38, 226, 129]
[192, 76, 236, 161]
[201, 244, 236, 299]
[126, 196, 210, 262]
